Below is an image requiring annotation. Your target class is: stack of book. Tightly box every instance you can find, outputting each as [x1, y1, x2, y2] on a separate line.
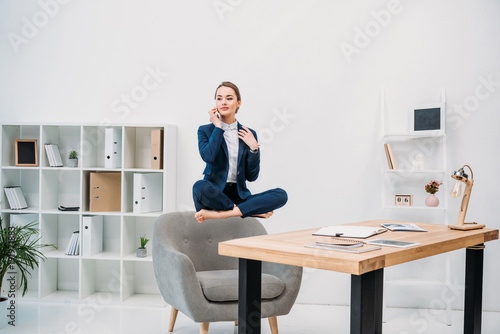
[44, 144, 64, 167]
[65, 231, 80, 255]
[3, 186, 28, 210]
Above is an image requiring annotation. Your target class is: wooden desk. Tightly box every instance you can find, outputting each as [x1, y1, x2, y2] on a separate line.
[218, 220, 498, 334]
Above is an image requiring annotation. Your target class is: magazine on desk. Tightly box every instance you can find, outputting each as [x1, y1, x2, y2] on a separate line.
[313, 225, 387, 239]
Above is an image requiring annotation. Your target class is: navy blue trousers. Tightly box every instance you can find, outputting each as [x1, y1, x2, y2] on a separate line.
[192, 180, 288, 218]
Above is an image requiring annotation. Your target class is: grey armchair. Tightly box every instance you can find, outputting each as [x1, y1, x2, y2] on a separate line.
[152, 211, 302, 334]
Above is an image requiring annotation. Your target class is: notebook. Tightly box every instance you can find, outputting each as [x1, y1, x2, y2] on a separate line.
[313, 225, 387, 239]
[314, 237, 364, 249]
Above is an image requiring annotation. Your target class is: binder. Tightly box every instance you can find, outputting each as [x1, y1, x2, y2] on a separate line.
[133, 173, 163, 214]
[89, 172, 121, 212]
[104, 128, 122, 168]
[151, 129, 164, 169]
[82, 215, 103, 256]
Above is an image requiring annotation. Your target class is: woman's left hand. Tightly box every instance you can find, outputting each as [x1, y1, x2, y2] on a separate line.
[238, 126, 259, 151]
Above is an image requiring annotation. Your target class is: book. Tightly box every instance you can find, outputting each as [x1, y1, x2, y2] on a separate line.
[44, 144, 63, 167]
[3, 186, 28, 210]
[65, 231, 80, 255]
[13, 187, 28, 208]
[386, 143, 397, 169]
[314, 237, 364, 249]
[365, 239, 420, 248]
[313, 225, 387, 239]
[383, 143, 393, 169]
[380, 223, 427, 232]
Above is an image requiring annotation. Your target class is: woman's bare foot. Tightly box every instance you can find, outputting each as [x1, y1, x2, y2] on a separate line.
[251, 211, 273, 219]
[195, 207, 242, 223]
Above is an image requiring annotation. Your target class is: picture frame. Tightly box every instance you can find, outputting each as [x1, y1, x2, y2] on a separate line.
[394, 194, 413, 207]
[15, 139, 38, 167]
[410, 103, 445, 135]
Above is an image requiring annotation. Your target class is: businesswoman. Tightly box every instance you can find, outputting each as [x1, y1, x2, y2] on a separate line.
[193, 81, 288, 223]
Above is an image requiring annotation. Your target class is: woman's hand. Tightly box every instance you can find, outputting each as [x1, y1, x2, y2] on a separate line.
[209, 108, 222, 128]
[238, 126, 259, 151]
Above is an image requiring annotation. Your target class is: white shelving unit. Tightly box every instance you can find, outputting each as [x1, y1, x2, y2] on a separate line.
[380, 89, 453, 325]
[1, 123, 177, 306]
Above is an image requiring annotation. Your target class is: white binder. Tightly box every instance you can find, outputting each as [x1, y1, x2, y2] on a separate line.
[133, 173, 163, 214]
[104, 128, 122, 168]
[82, 215, 103, 256]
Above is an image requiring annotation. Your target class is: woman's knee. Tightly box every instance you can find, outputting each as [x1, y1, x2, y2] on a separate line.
[273, 188, 288, 206]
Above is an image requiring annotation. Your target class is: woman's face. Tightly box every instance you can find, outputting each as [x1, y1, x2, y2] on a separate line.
[215, 86, 241, 119]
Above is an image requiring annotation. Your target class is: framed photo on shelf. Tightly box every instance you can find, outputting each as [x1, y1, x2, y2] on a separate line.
[410, 103, 445, 135]
[15, 139, 38, 167]
[394, 194, 413, 207]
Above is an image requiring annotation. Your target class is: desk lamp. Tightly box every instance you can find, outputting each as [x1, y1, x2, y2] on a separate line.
[449, 165, 485, 230]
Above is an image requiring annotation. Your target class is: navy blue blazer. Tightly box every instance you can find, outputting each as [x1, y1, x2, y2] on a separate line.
[197, 122, 260, 200]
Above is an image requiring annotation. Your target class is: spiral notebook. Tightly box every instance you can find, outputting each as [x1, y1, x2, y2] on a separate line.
[313, 225, 387, 239]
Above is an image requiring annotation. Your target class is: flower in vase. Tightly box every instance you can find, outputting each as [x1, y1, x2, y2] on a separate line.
[425, 180, 442, 194]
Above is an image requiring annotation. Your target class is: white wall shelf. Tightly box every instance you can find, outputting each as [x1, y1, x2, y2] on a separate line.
[380, 88, 452, 325]
[0, 123, 177, 306]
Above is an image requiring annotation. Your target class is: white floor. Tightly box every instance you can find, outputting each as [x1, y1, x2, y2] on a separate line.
[1, 301, 499, 333]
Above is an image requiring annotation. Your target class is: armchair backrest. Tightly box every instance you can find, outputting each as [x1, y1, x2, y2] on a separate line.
[153, 211, 267, 272]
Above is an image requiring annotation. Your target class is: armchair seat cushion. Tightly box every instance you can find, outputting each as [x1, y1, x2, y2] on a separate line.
[197, 270, 285, 302]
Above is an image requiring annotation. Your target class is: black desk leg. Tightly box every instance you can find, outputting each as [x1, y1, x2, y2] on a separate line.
[464, 247, 484, 334]
[238, 258, 262, 334]
[351, 268, 384, 334]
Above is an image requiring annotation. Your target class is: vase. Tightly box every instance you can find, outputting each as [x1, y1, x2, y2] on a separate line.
[137, 248, 147, 258]
[0, 297, 8, 329]
[425, 194, 439, 207]
[68, 158, 78, 168]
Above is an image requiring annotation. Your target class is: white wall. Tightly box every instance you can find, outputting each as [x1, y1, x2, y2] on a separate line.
[1, 0, 499, 313]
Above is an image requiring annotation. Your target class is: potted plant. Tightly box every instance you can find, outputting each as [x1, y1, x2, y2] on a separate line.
[137, 235, 149, 258]
[0, 217, 54, 327]
[68, 150, 78, 167]
[424, 180, 442, 207]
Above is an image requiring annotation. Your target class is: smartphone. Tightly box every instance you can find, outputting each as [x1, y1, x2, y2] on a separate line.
[215, 106, 220, 118]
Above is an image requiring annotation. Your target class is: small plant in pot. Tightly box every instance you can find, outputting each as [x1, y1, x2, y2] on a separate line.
[137, 235, 149, 258]
[68, 150, 78, 167]
[0, 216, 55, 322]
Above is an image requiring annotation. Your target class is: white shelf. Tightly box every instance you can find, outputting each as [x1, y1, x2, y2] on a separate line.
[380, 88, 452, 325]
[44, 250, 80, 259]
[123, 253, 153, 262]
[382, 206, 446, 210]
[1, 123, 177, 306]
[384, 132, 446, 139]
[82, 251, 121, 260]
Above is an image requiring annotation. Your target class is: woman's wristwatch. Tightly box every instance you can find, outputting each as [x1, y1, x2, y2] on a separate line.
[250, 146, 259, 153]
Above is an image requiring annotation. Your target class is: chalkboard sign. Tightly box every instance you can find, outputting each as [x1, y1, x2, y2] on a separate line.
[15, 139, 38, 166]
[414, 107, 441, 131]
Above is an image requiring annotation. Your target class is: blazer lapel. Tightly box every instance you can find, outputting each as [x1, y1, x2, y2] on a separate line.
[237, 122, 245, 168]
[215, 124, 228, 158]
